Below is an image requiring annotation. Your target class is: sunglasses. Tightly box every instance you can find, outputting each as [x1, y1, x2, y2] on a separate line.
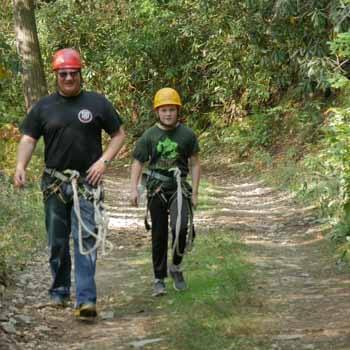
[58, 71, 80, 79]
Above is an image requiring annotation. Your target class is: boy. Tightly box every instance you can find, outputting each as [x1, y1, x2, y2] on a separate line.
[130, 87, 200, 296]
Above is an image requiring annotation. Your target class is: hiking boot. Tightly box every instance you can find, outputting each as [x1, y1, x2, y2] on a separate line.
[50, 295, 69, 308]
[152, 279, 166, 297]
[169, 265, 187, 291]
[74, 303, 97, 320]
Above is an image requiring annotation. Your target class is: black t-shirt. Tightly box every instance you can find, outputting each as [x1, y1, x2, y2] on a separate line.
[21, 91, 122, 173]
[133, 123, 199, 177]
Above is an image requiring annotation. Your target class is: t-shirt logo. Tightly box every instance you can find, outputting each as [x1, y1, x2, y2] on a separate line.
[77, 109, 93, 123]
[155, 137, 179, 170]
[157, 138, 178, 160]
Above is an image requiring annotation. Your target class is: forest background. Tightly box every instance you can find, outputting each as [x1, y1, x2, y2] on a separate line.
[1, 0, 350, 281]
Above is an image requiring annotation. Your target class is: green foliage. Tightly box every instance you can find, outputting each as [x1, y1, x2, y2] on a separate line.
[0, 0, 348, 128]
[304, 106, 350, 243]
[295, 30, 350, 245]
[0, 0, 24, 126]
[0, 128, 44, 277]
[0, 126, 44, 179]
[0, 175, 45, 277]
[330, 32, 350, 58]
[1, 0, 348, 137]
[244, 108, 284, 148]
[26, 0, 349, 136]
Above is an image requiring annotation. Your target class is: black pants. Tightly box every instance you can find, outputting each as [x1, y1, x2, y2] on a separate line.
[149, 191, 191, 279]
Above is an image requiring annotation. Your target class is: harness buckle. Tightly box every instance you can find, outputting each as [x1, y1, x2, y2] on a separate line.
[63, 169, 80, 181]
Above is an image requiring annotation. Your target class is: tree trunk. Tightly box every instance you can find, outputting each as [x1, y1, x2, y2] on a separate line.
[13, 0, 47, 112]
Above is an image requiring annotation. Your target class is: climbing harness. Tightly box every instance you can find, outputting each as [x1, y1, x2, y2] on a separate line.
[142, 167, 195, 258]
[43, 168, 112, 256]
[142, 169, 180, 231]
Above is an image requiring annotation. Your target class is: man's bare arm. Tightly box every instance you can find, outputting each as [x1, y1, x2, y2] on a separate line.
[14, 135, 38, 187]
[86, 126, 126, 185]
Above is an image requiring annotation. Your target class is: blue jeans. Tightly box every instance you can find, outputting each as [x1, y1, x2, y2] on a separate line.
[42, 176, 98, 306]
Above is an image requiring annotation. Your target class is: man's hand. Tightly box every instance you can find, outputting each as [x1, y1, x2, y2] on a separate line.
[86, 159, 107, 186]
[130, 188, 139, 207]
[14, 167, 26, 188]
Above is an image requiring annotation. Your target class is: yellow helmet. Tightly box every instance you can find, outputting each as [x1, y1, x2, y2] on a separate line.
[153, 88, 182, 109]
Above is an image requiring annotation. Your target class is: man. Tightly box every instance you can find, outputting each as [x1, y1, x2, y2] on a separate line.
[14, 48, 125, 319]
[130, 87, 200, 296]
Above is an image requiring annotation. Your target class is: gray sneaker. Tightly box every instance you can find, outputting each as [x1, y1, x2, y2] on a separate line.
[50, 295, 69, 308]
[152, 279, 166, 297]
[169, 266, 187, 291]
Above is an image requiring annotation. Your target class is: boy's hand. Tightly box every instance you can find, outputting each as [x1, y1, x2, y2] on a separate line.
[191, 192, 198, 209]
[130, 188, 139, 207]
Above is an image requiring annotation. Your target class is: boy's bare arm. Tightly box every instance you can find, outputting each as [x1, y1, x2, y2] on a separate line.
[190, 153, 201, 208]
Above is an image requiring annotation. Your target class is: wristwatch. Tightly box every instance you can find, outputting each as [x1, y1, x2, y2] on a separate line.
[102, 158, 111, 166]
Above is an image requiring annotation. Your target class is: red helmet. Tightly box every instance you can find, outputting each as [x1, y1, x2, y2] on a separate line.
[52, 48, 82, 71]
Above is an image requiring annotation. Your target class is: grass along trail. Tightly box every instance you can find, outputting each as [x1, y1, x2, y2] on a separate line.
[1, 166, 350, 349]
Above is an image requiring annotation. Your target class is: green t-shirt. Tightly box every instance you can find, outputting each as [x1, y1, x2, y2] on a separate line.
[133, 123, 199, 177]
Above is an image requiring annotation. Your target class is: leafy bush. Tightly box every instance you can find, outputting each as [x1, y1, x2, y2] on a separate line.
[0, 2, 24, 126]
[29, 0, 347, 136]
[299, 29, 350, 246]
[0, 175, 45, 277]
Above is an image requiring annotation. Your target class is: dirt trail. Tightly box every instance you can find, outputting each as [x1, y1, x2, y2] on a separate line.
[202, 172, 350, 350]
[1, 167, 350, 349]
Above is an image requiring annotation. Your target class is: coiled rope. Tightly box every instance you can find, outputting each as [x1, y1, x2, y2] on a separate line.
[69, 171, 112, 256]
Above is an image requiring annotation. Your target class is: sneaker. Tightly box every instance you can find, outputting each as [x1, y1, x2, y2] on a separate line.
[74, 303, 97, 320]
[169, 265, 187, 291]
[152, 279, 166, 297]
[50, 295, 69, 308]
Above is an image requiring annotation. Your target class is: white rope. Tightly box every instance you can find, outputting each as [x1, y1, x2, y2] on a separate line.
[171, 167, 183, 258]
[169, 167, 194, 259]
[92, 185, 112, 256]
[70, 172, 113, 256]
